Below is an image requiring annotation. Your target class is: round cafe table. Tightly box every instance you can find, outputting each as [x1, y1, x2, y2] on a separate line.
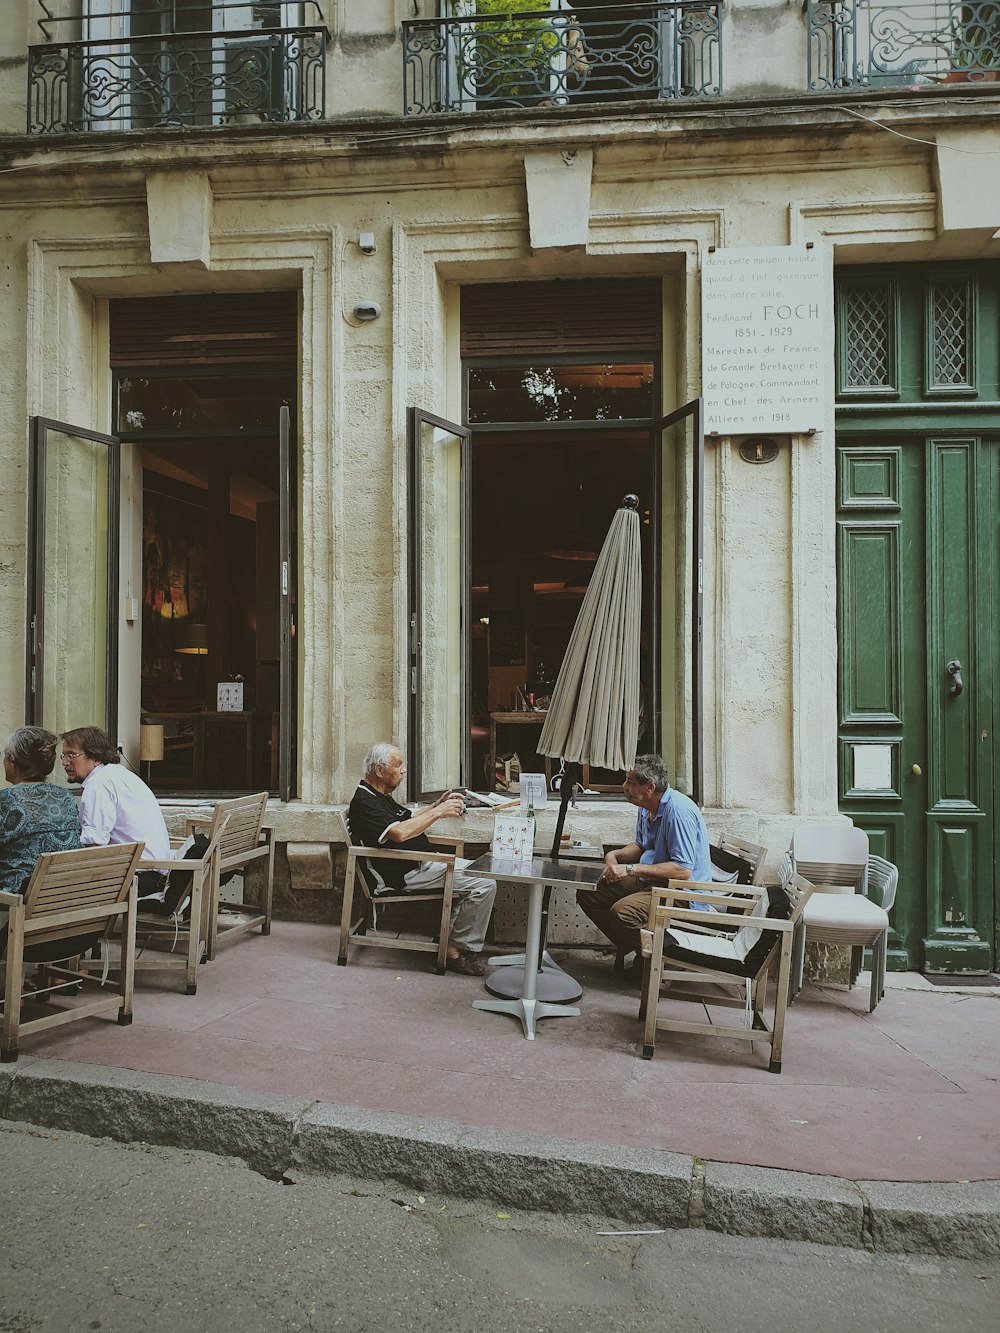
[463, 852, 605, 1039]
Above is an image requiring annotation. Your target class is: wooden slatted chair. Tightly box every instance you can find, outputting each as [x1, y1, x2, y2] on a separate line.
[337, 812, 459, 973]
[637, 873, 814, 1073]
[613, 838, 765, 973]
[185, 793, 274, 960]
[0, 842, 144, 1062]
[127, 814, 232, 994]
[713, 834, 767, 884]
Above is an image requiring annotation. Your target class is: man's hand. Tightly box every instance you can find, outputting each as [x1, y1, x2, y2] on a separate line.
[432, 793, 464, 820]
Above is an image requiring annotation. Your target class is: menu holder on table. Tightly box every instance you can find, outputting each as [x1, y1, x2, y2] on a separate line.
[491, 814, 535, 864]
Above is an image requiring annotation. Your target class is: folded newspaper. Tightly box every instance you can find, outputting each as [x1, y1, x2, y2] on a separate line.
[456, 788, 520, 811]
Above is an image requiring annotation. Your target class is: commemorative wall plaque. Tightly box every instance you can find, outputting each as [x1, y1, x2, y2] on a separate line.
[702, 246, 831, 435]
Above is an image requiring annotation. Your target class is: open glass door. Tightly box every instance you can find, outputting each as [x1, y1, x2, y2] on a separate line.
[653, 398, 704, 805]
[26, 418, 121, 740]
[407, 407, 470, 798]
[278, 403, 295, 801]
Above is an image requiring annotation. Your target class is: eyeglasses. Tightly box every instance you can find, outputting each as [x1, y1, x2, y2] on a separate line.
[61, 751, 85, 762]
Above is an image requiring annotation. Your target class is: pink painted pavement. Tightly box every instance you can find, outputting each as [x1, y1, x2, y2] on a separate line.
[18, 921, 1000, 1182]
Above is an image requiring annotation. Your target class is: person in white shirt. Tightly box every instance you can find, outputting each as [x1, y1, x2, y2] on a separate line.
[60, 727, 171, 894]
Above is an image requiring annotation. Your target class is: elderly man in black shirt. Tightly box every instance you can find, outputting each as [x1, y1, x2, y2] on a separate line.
[347, 742, 496, 976]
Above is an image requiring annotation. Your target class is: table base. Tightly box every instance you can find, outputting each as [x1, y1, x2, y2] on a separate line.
[484, 964, 583, 1003]
[473, 996, 580, 1040]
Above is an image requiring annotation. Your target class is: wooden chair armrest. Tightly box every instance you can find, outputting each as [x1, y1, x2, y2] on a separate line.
[0, 890, 21, 906]
[349, 844, 457, 867]
[654, 904, 795, 933]
[427, 835, 464, 855]
[139, 856, 201, 872]
[185, 816, 212, 833]
[652, 881, 756, 908]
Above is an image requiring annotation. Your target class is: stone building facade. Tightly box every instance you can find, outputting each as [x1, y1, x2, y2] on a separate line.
[1, 0, 998, 967]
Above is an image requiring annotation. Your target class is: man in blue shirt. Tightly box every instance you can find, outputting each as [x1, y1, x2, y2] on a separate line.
[577, 753, 711, 970]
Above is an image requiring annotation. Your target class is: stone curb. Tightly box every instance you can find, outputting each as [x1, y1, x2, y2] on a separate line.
[2, 1059, 998, 1259]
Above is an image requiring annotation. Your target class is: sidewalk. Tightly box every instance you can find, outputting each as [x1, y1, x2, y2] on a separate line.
[3, 921, 999, 1256]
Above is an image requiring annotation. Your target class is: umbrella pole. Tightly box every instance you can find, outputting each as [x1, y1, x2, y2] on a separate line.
[549, 761, 578, 860]
[535, 761, 579, 974]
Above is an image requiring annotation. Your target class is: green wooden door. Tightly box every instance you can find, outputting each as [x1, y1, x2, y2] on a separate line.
[836, 262, 1000, 973]
[837, 434, 997, 972]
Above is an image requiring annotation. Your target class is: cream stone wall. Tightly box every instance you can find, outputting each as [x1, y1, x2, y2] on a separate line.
[2, 0, 998, 886]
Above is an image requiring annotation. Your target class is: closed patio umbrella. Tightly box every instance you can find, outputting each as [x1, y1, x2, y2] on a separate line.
[483, 494, 643, 1009]
[538, 492, 642, 848]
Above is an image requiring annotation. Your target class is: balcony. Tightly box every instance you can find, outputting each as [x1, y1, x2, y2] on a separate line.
[807, 0, 1000, 90]
[402, 4, 722, 116]
[27, 2, 328, 135]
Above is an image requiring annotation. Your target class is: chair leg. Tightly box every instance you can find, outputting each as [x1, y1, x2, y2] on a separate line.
[202, 849, 220, 962]
[637, 951, 652, 1021]
[338, 860, 358, 966]
[260, 831, 275, 936]
[435, 864, 454, 975]
[185, 866, 205, 994]
[640, 924, 664, 1059]
[849, 944, 863, 988]
[880, 930, 888, 1000]
[769, 936, 793, 1073]
[2, 900, 25, 1063]
[869, 931, 886, 1012]
[790, 920, 806, 1003]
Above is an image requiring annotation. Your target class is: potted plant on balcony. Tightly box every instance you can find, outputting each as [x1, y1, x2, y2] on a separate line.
[222, 99, 268, 125]
[946, 2, 1000, 80]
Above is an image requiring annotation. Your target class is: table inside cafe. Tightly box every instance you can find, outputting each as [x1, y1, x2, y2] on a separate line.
[488, 711, 551, 788]
[140, 710, 254, 789]
[465, 851, 605, 1039]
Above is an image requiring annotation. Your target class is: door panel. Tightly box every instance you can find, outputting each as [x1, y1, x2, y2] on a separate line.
[27, 418, 120, 739]
[407, 407, 470, 798]
[653, 399, 704, 805]
[837, 435, 995, 971]
[278, 403, 294, 801]
[924, 437, 992, 970]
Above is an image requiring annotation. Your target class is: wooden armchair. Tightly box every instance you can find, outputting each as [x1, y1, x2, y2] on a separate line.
[1, 842, 144, 1062]
[126, 814, 232, 994]
[637, 873, 814, 1073]
[337, 812, 461, 973]
[184, 793, 274, 960]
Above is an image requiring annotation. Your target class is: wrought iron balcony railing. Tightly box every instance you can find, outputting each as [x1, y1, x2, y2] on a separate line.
[807, 0, 1000, 90]
[28, 2, 328, 135]
[402, 4, 722, 116]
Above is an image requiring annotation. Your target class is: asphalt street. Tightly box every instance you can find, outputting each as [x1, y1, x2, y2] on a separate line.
[1, 1122, 998, 1333]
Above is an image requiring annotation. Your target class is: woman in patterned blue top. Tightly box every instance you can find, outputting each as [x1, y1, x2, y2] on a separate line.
[0, 727, 82, 896]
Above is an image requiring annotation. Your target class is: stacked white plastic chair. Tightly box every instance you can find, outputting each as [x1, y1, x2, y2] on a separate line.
[788, 824, 896, 1012]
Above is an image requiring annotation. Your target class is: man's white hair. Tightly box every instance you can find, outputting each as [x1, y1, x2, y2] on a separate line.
[363, 741, 401, 778]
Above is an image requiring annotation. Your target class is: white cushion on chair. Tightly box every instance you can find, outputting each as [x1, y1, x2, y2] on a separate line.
[803, 892, 888, 946]
[667, 887, 770, 963]
[666, 927, 745, 962]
